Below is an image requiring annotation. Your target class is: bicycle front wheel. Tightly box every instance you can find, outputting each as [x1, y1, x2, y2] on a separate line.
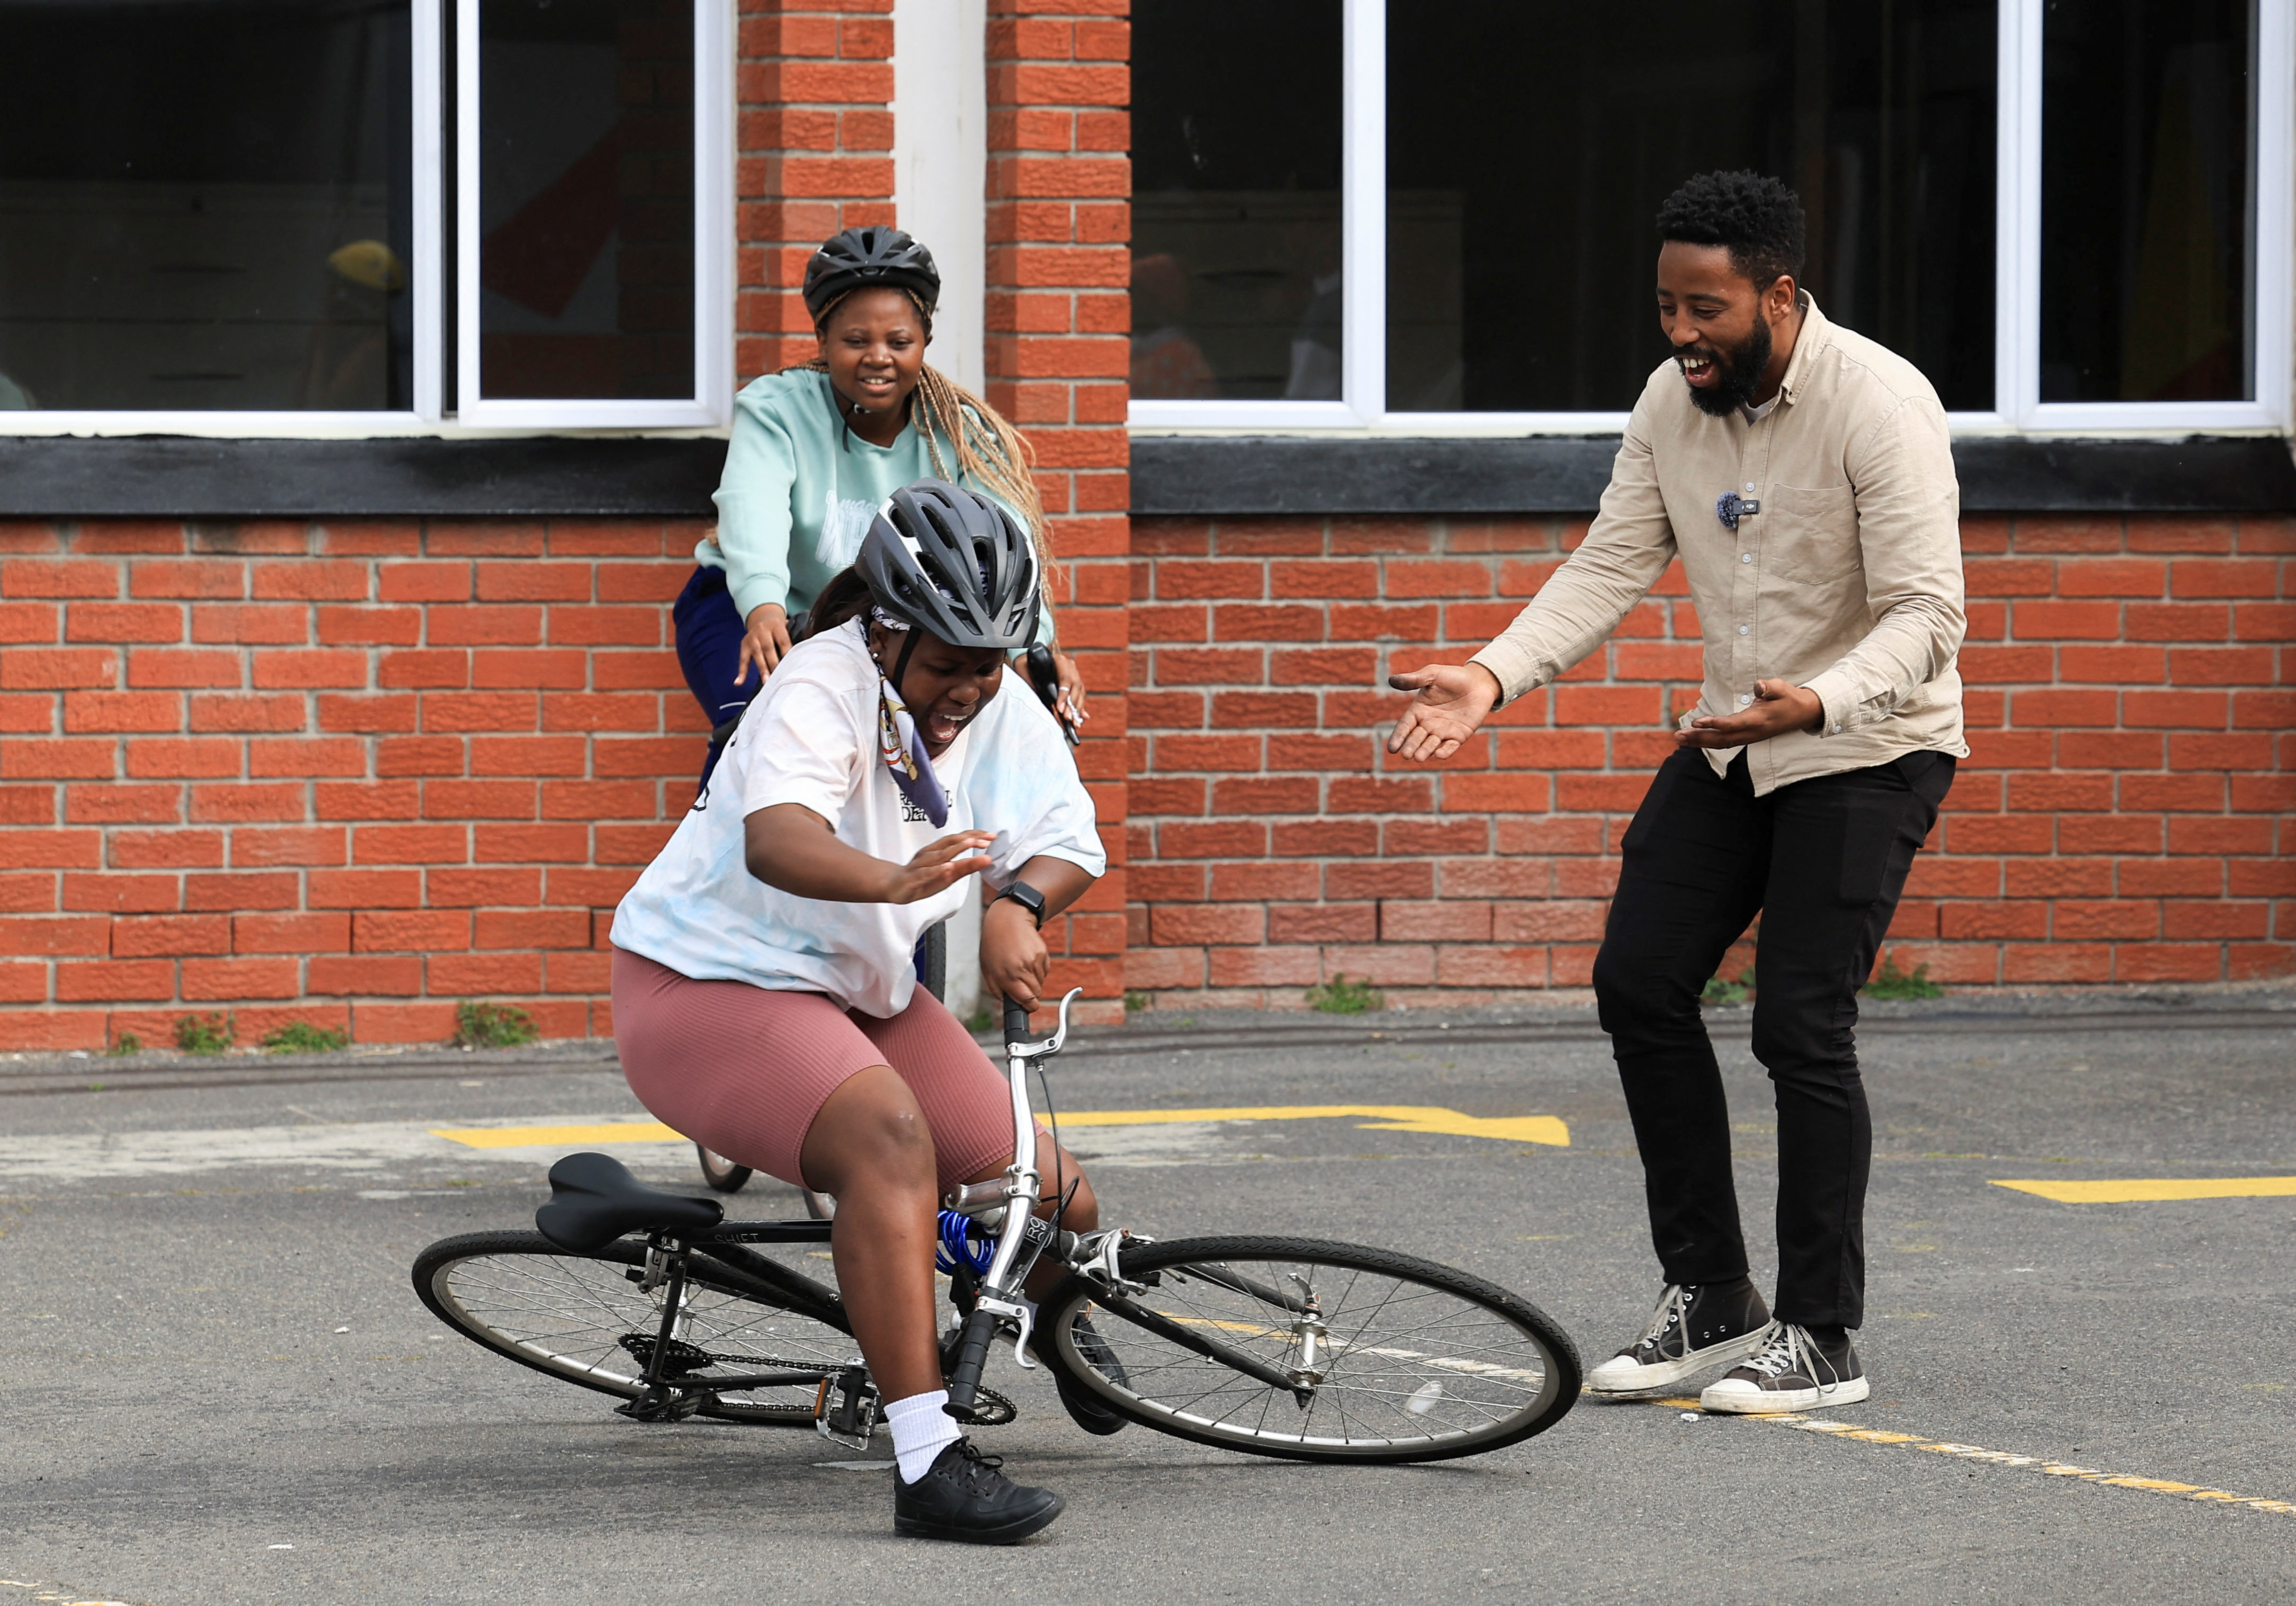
[1036, 1236, 1580, 1463]
[412, 1230, 853, 1426]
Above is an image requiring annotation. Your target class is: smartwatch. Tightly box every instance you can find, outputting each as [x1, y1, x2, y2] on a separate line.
[993, 880, 1046, 927]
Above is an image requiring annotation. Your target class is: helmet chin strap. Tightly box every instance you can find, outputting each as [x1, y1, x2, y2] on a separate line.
[888, 625, 924, 707]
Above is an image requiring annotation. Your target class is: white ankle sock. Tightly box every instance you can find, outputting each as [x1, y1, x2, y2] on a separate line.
[883, 1389, 961, 1484]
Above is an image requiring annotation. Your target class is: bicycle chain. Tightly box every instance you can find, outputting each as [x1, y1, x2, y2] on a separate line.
[615, 1334, 1019, 1426]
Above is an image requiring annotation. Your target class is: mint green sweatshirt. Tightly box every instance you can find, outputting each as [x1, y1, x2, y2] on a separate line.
[700, 368, 1053, 642]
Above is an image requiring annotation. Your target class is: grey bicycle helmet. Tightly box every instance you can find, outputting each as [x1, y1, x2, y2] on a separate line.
[803, 225, 940, 323]
[857, 481, 1040, 655]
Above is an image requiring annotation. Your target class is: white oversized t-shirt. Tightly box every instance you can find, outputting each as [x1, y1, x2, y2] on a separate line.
[609, 619, 1105, 1016]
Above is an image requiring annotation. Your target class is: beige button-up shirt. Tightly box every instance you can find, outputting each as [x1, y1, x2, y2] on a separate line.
[1470, 295, 1968, 796]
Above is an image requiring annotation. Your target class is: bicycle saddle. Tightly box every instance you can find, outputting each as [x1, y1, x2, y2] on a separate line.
[536, 1151, 724, 1252]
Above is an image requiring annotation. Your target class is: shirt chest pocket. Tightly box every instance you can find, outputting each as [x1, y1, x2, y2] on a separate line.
[1759, 482, 1861, 584]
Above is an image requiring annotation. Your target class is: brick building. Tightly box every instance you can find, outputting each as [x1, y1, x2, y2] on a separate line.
[0, 0, 2290, 1051]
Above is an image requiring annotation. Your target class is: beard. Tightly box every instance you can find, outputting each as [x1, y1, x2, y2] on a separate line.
[1677, 316, 1773, 417]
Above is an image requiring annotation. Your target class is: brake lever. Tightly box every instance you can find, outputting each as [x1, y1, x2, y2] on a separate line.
[1004, 987, 1084, 1061]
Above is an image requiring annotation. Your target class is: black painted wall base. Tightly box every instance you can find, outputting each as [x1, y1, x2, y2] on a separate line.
[0, 436, 729, 519]
[1131, 433, 2296, 517]
[0, 430, 2289, 520]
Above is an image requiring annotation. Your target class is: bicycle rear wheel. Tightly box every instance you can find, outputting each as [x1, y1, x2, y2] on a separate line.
[1035, 1235, 1580, 1463]
[412, 1230, 853, 1426]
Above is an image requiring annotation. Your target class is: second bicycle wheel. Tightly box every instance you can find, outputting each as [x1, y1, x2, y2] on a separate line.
[1035, 1235, 1580, 1463]
[413, 1230, 853, 1426]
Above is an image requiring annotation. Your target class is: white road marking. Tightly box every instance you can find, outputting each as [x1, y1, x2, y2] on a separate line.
[0, 1114, 671, 1181]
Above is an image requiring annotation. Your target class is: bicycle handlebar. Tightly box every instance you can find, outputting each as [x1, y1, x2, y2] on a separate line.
[1002, 994, 1032, 1043]
[943, 1306, 1000, 1413]
[1024, 643, 1079, 747]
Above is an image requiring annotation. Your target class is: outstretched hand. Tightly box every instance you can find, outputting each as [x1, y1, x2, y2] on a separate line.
[1676, 679, 1826, 749]
[880, 830, 994, 904]
[1386, 662, 1503, 762]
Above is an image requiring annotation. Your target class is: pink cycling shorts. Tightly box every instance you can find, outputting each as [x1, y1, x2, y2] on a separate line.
[610, 946, 1017, 1194]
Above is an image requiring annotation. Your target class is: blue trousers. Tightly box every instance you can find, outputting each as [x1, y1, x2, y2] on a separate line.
[671, 565, 753, 794]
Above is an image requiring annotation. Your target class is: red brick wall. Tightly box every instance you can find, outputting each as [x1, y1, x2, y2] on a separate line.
[0, 520, 704, 1052]
[1124, 512, 2296, 1008]
[985, 0, 1131, 1023]
[738, 0, 896, 376]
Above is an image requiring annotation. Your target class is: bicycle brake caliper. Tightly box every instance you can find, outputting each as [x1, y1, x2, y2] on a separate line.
[1075, 1228, 1149, 1299]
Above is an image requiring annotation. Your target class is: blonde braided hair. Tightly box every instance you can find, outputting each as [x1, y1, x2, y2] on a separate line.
[786, 290, 1059, 603]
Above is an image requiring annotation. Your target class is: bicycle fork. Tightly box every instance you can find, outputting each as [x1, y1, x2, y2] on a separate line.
[942, 989, 1082, 1416]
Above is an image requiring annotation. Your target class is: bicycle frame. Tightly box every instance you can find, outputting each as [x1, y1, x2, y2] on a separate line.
[609, 987, 1105, 1434]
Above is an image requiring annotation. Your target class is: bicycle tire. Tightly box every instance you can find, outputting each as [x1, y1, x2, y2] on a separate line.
[695, 1143, 753, 1194]
[1034, 1235, 1580, 1464]
[412, 1230, 855, 1427]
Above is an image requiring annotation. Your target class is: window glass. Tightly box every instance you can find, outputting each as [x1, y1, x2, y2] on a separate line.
[0, 0, 413, 412]
[1130, 0, 1343, 401]
[2039, 0, 2253, 402]
[478, 0, 693, 400]
[1386, 0, 1997, 413]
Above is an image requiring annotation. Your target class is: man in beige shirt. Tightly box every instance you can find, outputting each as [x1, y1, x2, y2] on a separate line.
[1389, 172, 1966, 1415]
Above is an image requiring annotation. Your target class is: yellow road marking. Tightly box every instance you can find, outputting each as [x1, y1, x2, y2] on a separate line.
[432, 1105, 1569, 1151]
[1042, 1105, 1569, 1146]
[1992, 1176, 2296, 1203]
[1651, 1398, 2296, 1517]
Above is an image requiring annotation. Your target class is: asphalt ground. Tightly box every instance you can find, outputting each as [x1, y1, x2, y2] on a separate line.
[3, 992, 2294, 1604]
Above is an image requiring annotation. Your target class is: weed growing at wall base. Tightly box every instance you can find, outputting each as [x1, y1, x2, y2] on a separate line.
[174, 1013, 233, 1056]
[262, 1021, 349, 1055]
[1307, 975, 1385, 1014]
[453, 1001, 539, 1050]
[1864, 956, 1944, 1001]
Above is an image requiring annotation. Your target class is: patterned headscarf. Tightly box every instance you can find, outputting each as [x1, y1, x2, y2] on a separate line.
[870, 609, 949, 826]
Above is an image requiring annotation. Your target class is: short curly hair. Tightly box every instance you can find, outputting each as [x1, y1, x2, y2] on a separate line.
[1656, 170, 1806, 291]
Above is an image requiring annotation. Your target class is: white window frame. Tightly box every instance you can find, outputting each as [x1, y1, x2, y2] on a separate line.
[0, 0, 730, 439]
[454, 0, 731, 429]
[1127, 0, 2295, 438]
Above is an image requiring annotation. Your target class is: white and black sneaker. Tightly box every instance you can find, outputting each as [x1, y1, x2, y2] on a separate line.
[1699, 1321, 1869, 1413]
[1584, 1279, 1771, 1396]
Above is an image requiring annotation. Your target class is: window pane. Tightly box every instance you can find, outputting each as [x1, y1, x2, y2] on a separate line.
[1130, 0, 1343, 401]
[0, 0, 414, 412]
[1386, 1, 1996, 413]
[2040, 0, 2253, 402]
[478, 0, 693, 400]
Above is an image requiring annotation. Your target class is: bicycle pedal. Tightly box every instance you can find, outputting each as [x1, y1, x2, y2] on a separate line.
[814, 1368, 880, 1449]
[616, 1388, 708, 1424]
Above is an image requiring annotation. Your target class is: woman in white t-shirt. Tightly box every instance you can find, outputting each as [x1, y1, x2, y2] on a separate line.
[610, 481, 1102, 1545]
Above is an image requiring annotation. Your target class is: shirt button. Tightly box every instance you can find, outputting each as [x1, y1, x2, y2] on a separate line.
[1738, 693, 1754, 705]
[1738, 625, 1750, 635]
[1740, 553, 1753, 563]
[1744, 483, 1755, 493]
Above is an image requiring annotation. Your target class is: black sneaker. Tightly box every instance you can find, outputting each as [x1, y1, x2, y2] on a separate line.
[1033, 1313, 1129, 1437]
[1583, 1280, 1771, 1395]
[1700, 1321, 1869, 1413]
[893, 1438, 1063, 1544]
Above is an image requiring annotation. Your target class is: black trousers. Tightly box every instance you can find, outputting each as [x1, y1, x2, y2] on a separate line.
[1591, 746, 1954, 1329]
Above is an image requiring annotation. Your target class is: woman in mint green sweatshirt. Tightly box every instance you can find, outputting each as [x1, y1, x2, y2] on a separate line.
[675, 225, 1085, 787]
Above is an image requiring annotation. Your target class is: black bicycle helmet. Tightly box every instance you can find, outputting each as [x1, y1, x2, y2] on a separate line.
[857, 480, 1039, 654]
[802, 225, 940, 324]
